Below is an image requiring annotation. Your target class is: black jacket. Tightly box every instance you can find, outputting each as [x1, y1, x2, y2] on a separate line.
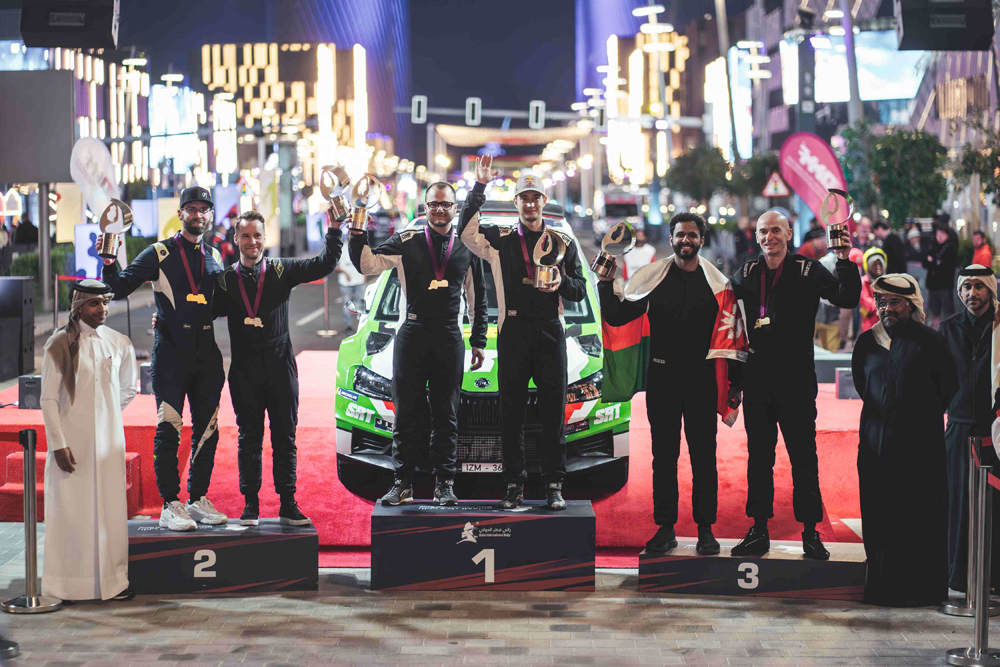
[731, 252, 861, 384]
[103, 234, 224, 360]
[924, 239, 958, 290]
[940, 306, 997, 430]
[880, 232, 908, 275]
[460, 182, 586, 333]
[349, 199, 488, 349]
[215, 226, 343, 355]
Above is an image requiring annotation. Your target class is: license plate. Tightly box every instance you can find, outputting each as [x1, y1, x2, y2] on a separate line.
[462, 462, 503, 473]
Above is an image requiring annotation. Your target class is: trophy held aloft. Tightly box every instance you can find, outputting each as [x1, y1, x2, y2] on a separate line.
[320, 165, 352, 224]
[591, 221, 636, 279]
[98, 198, 133, 260]
[822, 188, 853, 252]
[348, 174, 384, 232]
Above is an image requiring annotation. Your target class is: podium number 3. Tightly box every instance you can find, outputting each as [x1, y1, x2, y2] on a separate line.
[737, 562, 758, 589]
[472, 548, 495, 583]
[194, 549, 217, 578]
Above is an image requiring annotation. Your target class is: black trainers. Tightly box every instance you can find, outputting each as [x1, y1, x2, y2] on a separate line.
[645, 525, 678, 553]
[545, 482, 566, 510]
[279, 497, 311, 526]
[434, 477, 458, 506]
[110, 586, 135, 601]
[802, 529, 830, 560]
[381, 478, 413, 506]
[696, 526, 721, 555]
[495, 482, 523, 510]
[731, 525, 770, 557]
[240, 496, 259, 526]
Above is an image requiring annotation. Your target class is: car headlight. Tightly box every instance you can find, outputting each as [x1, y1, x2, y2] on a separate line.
[353, 366, 393, 401]
[566, 370, 602, 404]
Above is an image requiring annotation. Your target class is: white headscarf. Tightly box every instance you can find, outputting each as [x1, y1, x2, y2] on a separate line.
[872, 273, 925, 323]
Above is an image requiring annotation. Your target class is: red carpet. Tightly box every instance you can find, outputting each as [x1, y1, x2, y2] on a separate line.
[0, 351, 865, 565]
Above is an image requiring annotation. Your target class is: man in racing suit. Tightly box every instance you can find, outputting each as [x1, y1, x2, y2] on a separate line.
[98, 186, 227, 531]
[729, 210, 860, 559]
[461, 157, 588, 510]
[349, 180, 488, 506]
[214, 210, 343, 526]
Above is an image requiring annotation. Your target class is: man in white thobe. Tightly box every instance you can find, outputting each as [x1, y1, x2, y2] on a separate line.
[41, 279, 137, 601]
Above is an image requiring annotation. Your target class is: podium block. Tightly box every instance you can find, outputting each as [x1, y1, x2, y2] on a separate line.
[639, 538, 866, 601]
[128, 519, 318, 594]
[371, 501, 595, 591]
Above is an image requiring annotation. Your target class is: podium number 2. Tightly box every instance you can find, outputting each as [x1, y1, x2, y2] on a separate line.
[737, 562, 759, 589]
[472, 548, 495, 583]
[194, 549, 217, 578]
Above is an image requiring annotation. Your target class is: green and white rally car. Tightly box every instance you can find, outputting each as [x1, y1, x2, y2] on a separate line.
[335, 201, 631, 492]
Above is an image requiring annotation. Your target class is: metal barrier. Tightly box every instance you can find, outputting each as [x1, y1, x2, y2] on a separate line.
[0, 636, 18, 659]
[1, 429, 62, 614]
[942, 436, 1000, 617]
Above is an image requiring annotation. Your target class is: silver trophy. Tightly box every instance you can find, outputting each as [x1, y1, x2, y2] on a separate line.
[348, 173, 384, 232]
[533, 229, 567, 289]
[320, 165, 352, 223]
[822, 188, 853, 252]
[98, 198, 133, 260]
[590, 221, 636, 279]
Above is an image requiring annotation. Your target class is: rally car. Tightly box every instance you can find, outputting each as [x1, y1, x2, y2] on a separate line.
[334, 201, 631, 494]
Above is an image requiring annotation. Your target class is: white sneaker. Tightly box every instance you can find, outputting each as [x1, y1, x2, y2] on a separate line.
[159, 501, 197, 531]
[186, 496, 228, 525]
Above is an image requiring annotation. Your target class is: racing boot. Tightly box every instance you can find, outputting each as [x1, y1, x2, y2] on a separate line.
[802, 529, 830, 561]
[495, 482, 523, 510]
[730, 523, 770, 557]
[279, 495, 312, 526]
[645, 525, 678, 553]
[545, 481, 567, 511]
[434, 477, 458, 506]
[381, 478, 413, 506]
[240, 495, 260, 526]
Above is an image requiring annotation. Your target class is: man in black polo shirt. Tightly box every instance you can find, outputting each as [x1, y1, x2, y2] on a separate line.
[729, 210, 860, 558]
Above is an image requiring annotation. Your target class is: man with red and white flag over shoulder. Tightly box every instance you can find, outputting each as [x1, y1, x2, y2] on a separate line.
[598, 212, 748, 555]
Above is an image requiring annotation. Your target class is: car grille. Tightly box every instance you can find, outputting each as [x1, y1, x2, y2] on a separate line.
[458, 392, 541, 428]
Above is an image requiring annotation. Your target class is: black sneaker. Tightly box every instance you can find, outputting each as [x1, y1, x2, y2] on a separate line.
[279, 498, 311, 526]
[802, 529, 830, 560]
[730, 525, 770, 557]
[545, 482, 566, 510]
[381, 478, 413, 506]
[495, 482, 523, 510]
[434, 478, 458, 506]
[240, 496, 259, 526]
[645, 525, 678, 553]
[696, 526, 721, 555]
[110, 586, 135, 602]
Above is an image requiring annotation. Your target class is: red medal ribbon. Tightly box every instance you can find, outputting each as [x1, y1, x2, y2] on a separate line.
[237, 260, 266, 321]
[175, 233, 205, 296]
[517, 222, 542, 281]
[424, 226, 456, 282]
[759, 260, 784, 319]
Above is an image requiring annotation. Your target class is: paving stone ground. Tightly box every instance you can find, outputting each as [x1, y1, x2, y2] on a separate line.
[0, 522, 990, 666]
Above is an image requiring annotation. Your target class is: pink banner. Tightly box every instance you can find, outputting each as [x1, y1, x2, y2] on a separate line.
[778, 132, 848, 228]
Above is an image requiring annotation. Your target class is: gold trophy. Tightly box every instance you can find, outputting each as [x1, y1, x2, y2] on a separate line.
[348, 173, 384, 232]
[319, 165, 352, 223]
[822, 188, 853, 252]
[98, 198, 133, 260]
[590, 221, 636, 279]
[533, 229, 567, 289]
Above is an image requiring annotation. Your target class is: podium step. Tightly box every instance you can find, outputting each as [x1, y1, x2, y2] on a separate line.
[128, 518, 318, 594]
[639, 538, 866, 601]
[5, 451, 45, 483]
[371, 500, 595, 591]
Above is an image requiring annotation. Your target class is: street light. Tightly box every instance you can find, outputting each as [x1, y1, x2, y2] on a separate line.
[640, 23, 674, 34]
[632, 5, 664, 16]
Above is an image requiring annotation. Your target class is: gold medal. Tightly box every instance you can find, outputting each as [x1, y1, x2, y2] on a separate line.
[754, 317, 770, 329]
[187, 293, 207, 304]
[428, 279, 448, 290]
[244, 316, 263, 328]
[522, 277, 533, 285]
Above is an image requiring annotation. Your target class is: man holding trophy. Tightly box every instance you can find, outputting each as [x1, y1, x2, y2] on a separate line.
[349, 175, 488, 506]
[461, 157, 587, 510]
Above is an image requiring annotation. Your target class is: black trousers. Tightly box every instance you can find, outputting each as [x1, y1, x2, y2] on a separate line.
[229, 340, 300, 497]
[497, 317, 567, 484]
[742, 375, 823, 523]
[150, 343, 225, 501]
[647, 361, 718, 527]
[391, 320, 463, 481]
[944, 420, 1000, 591]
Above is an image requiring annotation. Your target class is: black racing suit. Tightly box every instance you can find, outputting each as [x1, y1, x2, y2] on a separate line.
[940, 305, 1000, 590]
[460, 182, 588, 484]
[730, 253, 860, 523]
[349, 205, 488, 482]
[214, 226, 343, 498]
[599, 264, 744, 527]
[102, 235, 225, 502]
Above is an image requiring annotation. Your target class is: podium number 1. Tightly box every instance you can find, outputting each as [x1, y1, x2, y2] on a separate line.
[194, 549, 217, 578]
[472, 548, 495, 583]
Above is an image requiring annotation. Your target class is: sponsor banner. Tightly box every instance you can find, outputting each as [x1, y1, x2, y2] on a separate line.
[778, 132, 848, 226]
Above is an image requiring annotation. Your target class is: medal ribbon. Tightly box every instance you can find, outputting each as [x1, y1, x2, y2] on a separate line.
[424, 226, 455, 281]
[175, 233, 205, 296]
[517, 222, 542, 281]
[759, 260, 784, 319]
[237, 260, 267, 321]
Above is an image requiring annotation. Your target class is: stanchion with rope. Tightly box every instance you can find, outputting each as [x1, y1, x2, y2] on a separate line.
[316, 275, 338, 338]
[943, 436, 1000, 617]
[0, 429, 62, 614]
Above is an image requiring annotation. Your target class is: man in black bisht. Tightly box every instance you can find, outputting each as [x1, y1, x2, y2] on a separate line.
[215, 210, 342, 526]
[940, 265, 1000, 592]
[852, 274, 958, 606]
